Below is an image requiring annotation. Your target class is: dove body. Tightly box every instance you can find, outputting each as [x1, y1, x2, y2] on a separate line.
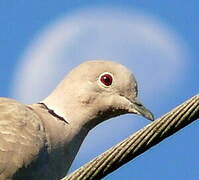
[0, 61, 153, 180]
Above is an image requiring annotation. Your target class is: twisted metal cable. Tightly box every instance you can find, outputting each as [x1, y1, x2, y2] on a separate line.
[63, 94, 199, 180]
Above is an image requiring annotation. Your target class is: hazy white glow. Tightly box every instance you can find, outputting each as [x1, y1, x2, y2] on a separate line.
[11, 8, 189, 168]
[12, 8, 187, 103]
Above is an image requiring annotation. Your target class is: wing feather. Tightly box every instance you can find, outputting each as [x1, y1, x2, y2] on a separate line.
[0, 98, 46, 180]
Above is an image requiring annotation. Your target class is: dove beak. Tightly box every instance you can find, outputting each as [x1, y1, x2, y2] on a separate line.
[128, 98, 154, 121]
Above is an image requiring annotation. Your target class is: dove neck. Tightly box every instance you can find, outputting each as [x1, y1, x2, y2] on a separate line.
[42, 74, 128, 131]
[42, 93, 102, 132]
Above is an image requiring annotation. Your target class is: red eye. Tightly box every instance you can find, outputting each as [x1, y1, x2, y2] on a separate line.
[100, 73, 113, 86]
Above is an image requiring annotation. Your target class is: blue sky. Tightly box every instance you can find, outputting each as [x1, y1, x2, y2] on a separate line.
[0, 1, 199, 179]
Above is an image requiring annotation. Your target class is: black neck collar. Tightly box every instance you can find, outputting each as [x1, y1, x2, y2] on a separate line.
[38, 102, 68, 124]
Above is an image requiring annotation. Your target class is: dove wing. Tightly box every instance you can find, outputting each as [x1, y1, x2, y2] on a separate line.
[0, 98, 46, 180]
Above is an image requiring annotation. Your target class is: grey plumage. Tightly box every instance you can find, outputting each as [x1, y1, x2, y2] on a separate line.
[0, 60, 153, 180]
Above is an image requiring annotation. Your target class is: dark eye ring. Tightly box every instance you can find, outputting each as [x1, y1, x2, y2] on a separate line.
[99, 72, 113, 87]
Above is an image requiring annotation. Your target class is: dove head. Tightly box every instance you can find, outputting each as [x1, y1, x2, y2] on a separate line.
[43, 60, 154, 130]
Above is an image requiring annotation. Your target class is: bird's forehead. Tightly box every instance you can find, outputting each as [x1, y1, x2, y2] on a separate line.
[69, 60, 137, 92]
[77, 60, 133, 78]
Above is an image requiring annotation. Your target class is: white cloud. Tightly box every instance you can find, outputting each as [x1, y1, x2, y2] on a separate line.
[11, 7, 189, 169]
[12, 8, 188, 103]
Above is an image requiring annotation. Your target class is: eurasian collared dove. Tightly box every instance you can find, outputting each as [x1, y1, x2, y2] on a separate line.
[0, 60, 154, 180]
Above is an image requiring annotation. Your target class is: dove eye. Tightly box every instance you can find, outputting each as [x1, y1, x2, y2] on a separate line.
[99, 73, 113, 87]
